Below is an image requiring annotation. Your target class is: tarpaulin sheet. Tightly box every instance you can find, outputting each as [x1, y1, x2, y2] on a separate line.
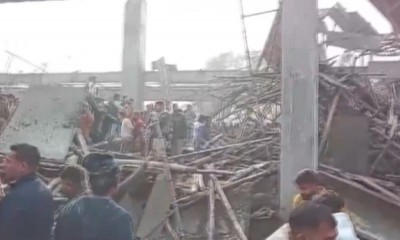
[0, 85, 85, 160]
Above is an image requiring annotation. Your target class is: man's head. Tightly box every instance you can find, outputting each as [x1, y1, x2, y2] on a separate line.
[60, 165, 87, 200]
[132, 111, 140, 120]
[2, 144, 41, 183]
[198, 115, 206, 123]
[295, 169, 321, 200]
[89, 76, 97, 83]
[82, 153, 120, 197]
[119, 111, 127, 119]
[81, 102, 89, 114]
[113, 93, 121, 101]
[146, 103, 154, 111]
[205, 116, 212, 126]
[313, 190, 345, 214]
[155, 101, 164, 112]
[186, 104, 193, 111]
[165, 100, 171, 111]
[289, 203, 337, 240]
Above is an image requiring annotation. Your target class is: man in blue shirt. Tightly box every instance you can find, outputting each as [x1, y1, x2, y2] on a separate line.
[0, 143, 54, 240]
[54, 153, 134, 240]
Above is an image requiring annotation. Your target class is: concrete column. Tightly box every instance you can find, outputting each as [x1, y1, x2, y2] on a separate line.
[122, 0, 147, 109]
[280, 0, 319, 218]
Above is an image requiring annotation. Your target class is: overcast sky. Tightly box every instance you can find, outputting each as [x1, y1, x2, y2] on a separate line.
[0, 0, 392, 73]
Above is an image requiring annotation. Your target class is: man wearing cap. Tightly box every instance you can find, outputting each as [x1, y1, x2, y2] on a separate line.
[0, 144, 54, 240]
[54, 153, 134, 240]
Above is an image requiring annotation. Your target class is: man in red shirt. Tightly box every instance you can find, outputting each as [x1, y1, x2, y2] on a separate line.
[79, 103, 94, 143]
[132, 112, 145, 156]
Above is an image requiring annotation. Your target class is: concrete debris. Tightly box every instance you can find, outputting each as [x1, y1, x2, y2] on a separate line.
[0, 85, 85, 160]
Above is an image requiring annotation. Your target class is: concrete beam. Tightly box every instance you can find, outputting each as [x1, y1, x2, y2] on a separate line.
[326, 31, 383, 51]
[368, 61, 400, 79]
[0, 70, 248, 85]
[145, 70, 249, 84]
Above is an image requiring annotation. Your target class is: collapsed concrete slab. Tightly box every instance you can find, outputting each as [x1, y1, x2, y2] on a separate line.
[0, 85, 85, 160]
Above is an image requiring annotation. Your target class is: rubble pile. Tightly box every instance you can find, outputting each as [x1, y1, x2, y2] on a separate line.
[204, 61, 400, 200]
[29, 58, 400, 239]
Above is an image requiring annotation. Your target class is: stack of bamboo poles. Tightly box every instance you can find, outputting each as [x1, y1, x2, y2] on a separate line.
[190, 64, 400, 197]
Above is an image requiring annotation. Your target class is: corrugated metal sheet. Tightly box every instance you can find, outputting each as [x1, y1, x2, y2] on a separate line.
[0, 85, 85, 160]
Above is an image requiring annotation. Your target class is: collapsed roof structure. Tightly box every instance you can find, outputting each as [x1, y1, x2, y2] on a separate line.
[0, 1, 400, 240]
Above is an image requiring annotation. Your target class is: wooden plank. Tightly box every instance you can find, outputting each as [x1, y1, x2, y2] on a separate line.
[213, 177, 248, 240]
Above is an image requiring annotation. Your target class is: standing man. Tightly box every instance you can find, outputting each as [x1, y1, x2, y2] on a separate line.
[184, 104, 196, 143]
[193, 115, 204, 151]
[124, 98, 135, 120]
[159, 101, 172, 154]
[146, 101, 164, 156]
[79, 103, 94, 143]
[54, 153, 134, 240]
[109, 94, 123, 137]
[86, 76, 98, 96]
[132, 112, 145, 156]
[293, 169, 326, 208]
[193, 115, 210, 151]
[120, 111, 134, 152]
[0, 144, 54, 240]
[143, 103, 154, 124]
[171, 104, 187, 155]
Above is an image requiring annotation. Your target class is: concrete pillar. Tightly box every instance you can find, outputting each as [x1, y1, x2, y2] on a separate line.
[122, 0, 147, 109]
[280, 0, 319, 218]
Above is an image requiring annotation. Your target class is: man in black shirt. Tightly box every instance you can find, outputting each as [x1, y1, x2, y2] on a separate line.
[54, 153, 134, 240]
[0, 144, 54, 240]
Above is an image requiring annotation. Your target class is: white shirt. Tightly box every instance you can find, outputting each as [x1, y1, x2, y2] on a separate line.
[265, 214, 359, 240]
[121, 118, 133, 138]
[265, 224, 290, 240]
[193, 121, 201, 139]
[333, 212, 359, 240]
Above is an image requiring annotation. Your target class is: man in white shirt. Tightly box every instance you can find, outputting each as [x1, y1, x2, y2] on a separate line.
[313, 191, 359, 240]
[119, 111, 133, 152]
[267, 203, 338, 240]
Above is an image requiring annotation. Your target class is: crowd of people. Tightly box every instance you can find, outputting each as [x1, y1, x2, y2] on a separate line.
[0, 143, 144, 240]
[0, 87, 361, 240]
[0, 144, 361, 240]
[80, 93, 212, 157]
